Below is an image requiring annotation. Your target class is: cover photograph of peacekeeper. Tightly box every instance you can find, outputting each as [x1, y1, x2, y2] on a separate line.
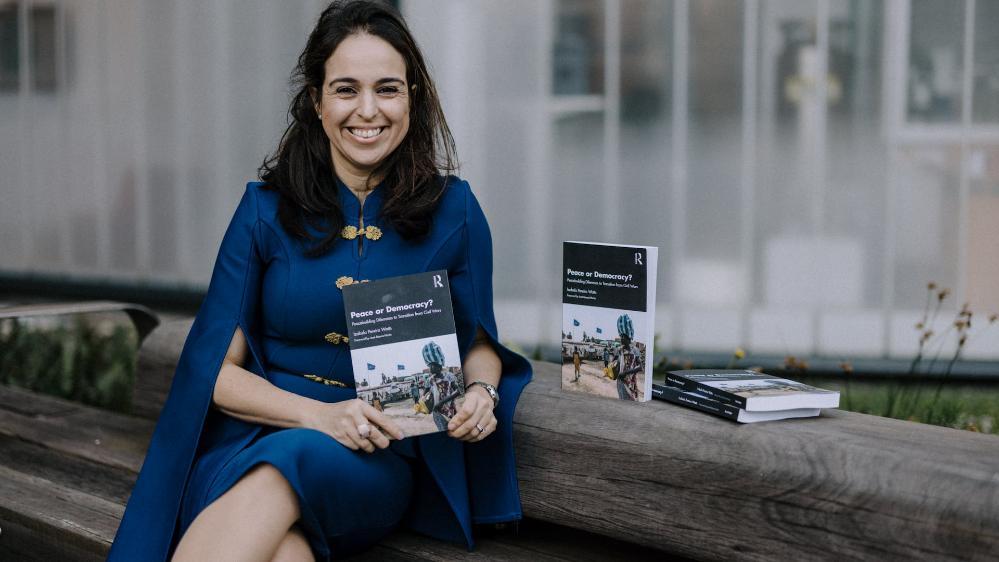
[351, 337, 465, 436]
[561, 304, 648, 401]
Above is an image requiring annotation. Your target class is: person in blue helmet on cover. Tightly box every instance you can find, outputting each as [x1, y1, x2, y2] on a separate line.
[419, 341, 461, 431]
[613, 314, 642, 400]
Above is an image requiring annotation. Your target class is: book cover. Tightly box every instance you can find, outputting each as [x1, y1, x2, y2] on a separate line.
[342, 270, 464, 437]
[561, 241, 658, 401]
[664, 369, 840, 412]
[652, 383, 821, 423]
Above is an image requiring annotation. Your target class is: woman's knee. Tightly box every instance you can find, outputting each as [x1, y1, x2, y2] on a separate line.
[271, 525, 314, 562]
[231, 463, 299, 517]
[243, 463, 293, 491]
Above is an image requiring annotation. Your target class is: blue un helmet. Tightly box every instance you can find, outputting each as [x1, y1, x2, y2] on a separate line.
[616, 314, 634, 339]
[421, 341, 446, 367]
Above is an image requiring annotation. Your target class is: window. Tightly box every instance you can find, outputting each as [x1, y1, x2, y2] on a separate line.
[0, 2, 17, 91]
[0, 2, 60, 93]
[30, 4, 56, 92]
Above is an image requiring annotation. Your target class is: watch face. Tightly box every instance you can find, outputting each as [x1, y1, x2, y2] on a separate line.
[475, 382, 498, 405]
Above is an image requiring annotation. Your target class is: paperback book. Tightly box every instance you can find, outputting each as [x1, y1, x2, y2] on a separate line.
[652, 383, 821, 423]
[664, 369, 840, 411]
[342, 270, 464, 437]
[561, 241, 658, 401]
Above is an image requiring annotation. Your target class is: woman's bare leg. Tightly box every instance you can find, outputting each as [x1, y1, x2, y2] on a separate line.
[271, 525, 315, 562]
[172, 464, 301, 562]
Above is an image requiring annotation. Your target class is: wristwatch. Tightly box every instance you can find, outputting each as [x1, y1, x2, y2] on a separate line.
[466, 381, 500, 409]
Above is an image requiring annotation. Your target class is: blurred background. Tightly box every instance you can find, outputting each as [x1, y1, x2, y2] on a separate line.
[3, 0, 999, 363]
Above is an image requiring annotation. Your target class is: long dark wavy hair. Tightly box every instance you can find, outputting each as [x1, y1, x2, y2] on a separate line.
[260, 0, 457, 257]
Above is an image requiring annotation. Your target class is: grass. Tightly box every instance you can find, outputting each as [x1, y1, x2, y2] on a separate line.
[799, 376, 999, 434]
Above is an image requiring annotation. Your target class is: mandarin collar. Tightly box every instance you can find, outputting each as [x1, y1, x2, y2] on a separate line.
[336, 177, 384, 222]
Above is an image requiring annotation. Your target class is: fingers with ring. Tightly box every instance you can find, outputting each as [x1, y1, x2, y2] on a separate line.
[356, 423, 371, 439]
[470, 418, 496, 442]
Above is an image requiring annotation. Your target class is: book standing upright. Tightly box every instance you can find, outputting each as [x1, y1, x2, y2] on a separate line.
[561, 241, 658, 402]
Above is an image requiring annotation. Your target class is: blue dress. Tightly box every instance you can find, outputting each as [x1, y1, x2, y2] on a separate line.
[109, 178, 533, 560]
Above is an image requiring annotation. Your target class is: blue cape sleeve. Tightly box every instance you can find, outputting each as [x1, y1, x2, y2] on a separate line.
[109, 184, 269, 561]
[456, 187, 533, 522]
[411, 183, 534, 548]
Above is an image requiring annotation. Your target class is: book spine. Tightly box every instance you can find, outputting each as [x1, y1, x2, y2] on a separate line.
[663, 374, 747, 409]
[652, 384, 741, 421]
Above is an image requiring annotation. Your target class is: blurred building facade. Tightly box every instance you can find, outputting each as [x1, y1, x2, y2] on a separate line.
[2, 0, 999, 359]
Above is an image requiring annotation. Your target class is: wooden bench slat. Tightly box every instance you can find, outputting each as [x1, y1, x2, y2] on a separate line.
[0, 434, 136, 505]
[454, 520, 671, 561]
[131, 317, 192, 420]
[371, 530, 567, 561]
[0, 384, 151, 473]
[0, 464, 121, 559]
[0, 383, 78, 417]
[0, 301, 160, 343]
[0, 519, 105, 562]
[363, 523, 673, 562]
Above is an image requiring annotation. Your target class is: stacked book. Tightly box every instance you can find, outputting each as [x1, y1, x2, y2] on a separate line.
[652, 369, 840, 423]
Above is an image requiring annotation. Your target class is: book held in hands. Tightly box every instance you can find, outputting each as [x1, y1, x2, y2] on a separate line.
[561, 241, 658, 402]
[342, 270, 465, 437]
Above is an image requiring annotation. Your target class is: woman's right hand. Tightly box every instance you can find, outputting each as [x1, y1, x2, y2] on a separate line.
[302, 399, 405, 453]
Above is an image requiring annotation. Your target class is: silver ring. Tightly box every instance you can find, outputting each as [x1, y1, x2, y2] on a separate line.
[357, 423, 371, 438]
[475, 423, 484, 433]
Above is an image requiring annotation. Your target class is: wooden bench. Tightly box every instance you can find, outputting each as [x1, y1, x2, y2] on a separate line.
[0, 308, 667, 561]
[3, 307, 999, 560]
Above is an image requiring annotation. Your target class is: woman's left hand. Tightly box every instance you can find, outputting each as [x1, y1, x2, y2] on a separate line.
[448, 385, 496, 442]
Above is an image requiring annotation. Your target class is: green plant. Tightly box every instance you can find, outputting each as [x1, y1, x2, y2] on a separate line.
[0, 314, 138, 412]
[888, 284, 997, 422]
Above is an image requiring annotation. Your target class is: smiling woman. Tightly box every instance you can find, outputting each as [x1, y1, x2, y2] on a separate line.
[107, 1, 532, 561]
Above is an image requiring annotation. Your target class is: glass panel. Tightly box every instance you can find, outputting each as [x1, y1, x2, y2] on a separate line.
[0, 1, 17, 91]
[478, 0, 546, 299]
[965, 145, 999, 312]
[686, 0, 743, 271]
[550, 113, 605, 242]
[550, 1, 605, 269]
[755, 0, 817, 304]
[110, 169, 138, 271]
[907, 0, 965, 124]
[141, 0, 177, 273]
[619, 0, 672, 300]
[892, 146, 961, 308]
[825, 0, 886, 306]
[30, 5, 56, 92]
[972, 0, 999, 123]
[553, 0, 603, 96]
